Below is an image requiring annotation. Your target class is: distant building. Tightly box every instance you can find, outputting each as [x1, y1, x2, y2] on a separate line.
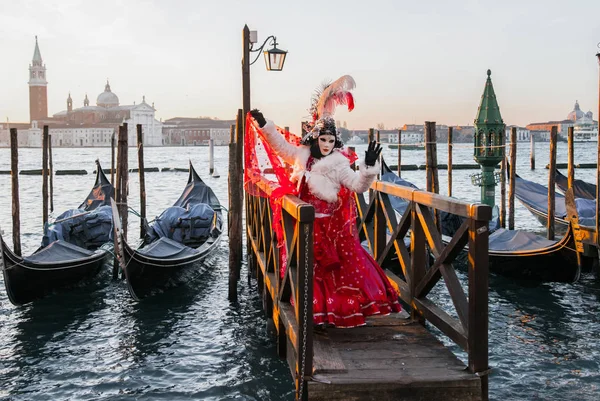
[3, 37, 163, 147]
[162, 117, 235, 146]
[505, 125, 531, 142]
[526, 100, 597, 141]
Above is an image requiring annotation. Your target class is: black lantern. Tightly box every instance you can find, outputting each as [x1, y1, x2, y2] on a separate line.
[263, 42, 287, 71]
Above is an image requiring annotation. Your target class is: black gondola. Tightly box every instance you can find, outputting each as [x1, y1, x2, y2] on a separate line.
[0, 161, 114, 305]
[380, 161, 582, 282]
[514, 174, 597, 233]
[112, 162, 223, 300]
[555, 169, 596, 200]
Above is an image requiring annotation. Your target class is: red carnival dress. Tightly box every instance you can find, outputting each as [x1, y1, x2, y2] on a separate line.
[299, 157, 401, 328]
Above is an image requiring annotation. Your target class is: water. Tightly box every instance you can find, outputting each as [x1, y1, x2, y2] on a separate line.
[0, 142, 599, 400]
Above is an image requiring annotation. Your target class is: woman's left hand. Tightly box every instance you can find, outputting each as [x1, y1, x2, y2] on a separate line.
[365, 141, 382, 166]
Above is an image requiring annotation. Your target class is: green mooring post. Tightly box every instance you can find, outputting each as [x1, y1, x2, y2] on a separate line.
[472, 69, 505, 208]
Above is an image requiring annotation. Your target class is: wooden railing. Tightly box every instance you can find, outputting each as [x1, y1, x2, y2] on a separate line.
[245, 175, 314, 400]
[357, 179, 491, 398]
[246, 171, 491, 399]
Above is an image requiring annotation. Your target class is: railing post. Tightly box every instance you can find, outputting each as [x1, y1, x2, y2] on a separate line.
[468, 205, 490, 401]
[410, 196, 425, 323]
[296, 208, 314, 401]
[374, 188, 386, 263]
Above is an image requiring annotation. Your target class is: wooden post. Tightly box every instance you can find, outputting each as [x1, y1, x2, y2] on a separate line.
[368, 128, 374, 143]
[242, 25, 251, 128]
[10, 128, 21, 256]
[500, 157, 506, 228]
[468, 210, 490, 401]
[137, 124, 146, 239]
[49, 133, 54, 212]
[425, 121, 440, 230]
[547, 126, 557, 240]
[111, 129, 116, 185]
[447, 127, 453, 197]
[397, 129, 402, 177]
[508, 127, 517, 230]
[229, 110, 244, 301]
[115, 124, 128, 271]
[567, 126, 574, 189]
[530, 132, 535, 170]
[596, 50, 600, 248]
[209, 138, 215, 175]
[42, 125, 49, 227]
[228, 124, 235, 238]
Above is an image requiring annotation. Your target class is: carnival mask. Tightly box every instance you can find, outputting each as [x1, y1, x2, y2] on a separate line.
[318, 134, 336, 156]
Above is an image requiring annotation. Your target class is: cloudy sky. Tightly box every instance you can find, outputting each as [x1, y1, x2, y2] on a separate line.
[1, 0, 599, 130]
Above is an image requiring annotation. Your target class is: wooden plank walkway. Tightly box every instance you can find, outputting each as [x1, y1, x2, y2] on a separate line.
[275, 289, 481, 401]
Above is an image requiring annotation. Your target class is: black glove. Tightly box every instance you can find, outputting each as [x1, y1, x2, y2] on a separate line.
[250, 109, 266, 128]
[365, 141, 382, 167]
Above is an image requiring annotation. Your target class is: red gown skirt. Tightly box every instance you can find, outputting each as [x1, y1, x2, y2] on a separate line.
[297, 185, 401, 328]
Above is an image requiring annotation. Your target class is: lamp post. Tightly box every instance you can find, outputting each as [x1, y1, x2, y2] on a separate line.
[472, 70, 505, 208]
[242, 25, 288, 121]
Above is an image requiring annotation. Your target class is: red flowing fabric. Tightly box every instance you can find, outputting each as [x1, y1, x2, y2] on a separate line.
[244, 113, 401, 328]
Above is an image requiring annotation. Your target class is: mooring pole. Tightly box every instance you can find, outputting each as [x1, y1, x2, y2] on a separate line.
[137, 124, 146, 239]
[567, 126, 574, 189]
[448, 126, 453, 197]
[229, 110, 243, 301]
[547, 126, 557, 240]
[425, 121, 440, 231]
[397, 129, 402, 177]
[508, 127, 517, 230]
[113, 123, 128, 280]
[111, 129, 116, 186]
[596, 48, 600, 248]
[500, 156, 506, 228]
[209, 138, 215, 175]
[49, 133, 54, 212]
[42, 125, 49, 227]
[530, 132, 535, 170]
[10, 128, 21, 256]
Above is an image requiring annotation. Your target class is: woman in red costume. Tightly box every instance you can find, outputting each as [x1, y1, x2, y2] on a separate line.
[249, 75, 401, 328]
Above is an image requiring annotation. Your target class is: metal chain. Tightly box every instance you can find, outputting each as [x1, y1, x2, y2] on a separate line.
[297, 223, 309, 400]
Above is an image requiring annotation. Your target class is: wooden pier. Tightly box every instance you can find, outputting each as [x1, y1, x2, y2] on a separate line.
[245, 167, 490, 400]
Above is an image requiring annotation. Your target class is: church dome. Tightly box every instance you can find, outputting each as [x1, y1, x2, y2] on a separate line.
[567, 100, 584, 121]
[97, 80, 119, 108]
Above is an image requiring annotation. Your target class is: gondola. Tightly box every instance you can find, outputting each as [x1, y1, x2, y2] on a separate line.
[514, 174, 596, 233]
[380, 161, 582, 282]
[1, 161, 114, 305]
[112, 162, 223, 300]
[555, 169, 596, 200]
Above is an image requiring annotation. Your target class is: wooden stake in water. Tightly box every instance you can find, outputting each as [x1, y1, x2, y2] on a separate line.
[425, 121, 440, 231]
[500, 157, 506, 228]
[111, 129, 115, 185]
[10, 128, 21, 257]
[137, 124, 146, 239]
[49, 133, 54, 212]
[547, 126, 557, 240]
[567, 126, 574, 189]
[209, 138, 214, 175]
[508, 127, 517, 230]
[596, 49, 600, 248]
[447, 126, 453, 197]
[42, 125, 49, 227]
[530, 132, 535, 170]
[397, 129, 402, 177]
[229, 110, 244, 301]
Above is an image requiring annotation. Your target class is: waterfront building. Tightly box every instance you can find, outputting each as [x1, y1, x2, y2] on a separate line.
[162, 117, 235, 146]
[526, 101, 598, 141]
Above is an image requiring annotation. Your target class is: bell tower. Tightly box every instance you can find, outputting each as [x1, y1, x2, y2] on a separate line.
[67, 92, 73, 112]
[28, 36, 48, 123]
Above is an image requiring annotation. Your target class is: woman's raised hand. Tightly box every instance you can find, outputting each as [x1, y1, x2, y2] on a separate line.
[364, 141, 382, 166]
[250, 109, 266, 128]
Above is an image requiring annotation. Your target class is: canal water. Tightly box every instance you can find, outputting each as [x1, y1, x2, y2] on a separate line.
[0, 141, 599, 400]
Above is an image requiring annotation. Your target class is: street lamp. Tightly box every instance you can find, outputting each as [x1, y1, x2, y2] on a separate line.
[242, 25, 287, 120]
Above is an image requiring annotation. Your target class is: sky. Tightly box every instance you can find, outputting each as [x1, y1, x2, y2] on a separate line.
[1, 0, 599, 130]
